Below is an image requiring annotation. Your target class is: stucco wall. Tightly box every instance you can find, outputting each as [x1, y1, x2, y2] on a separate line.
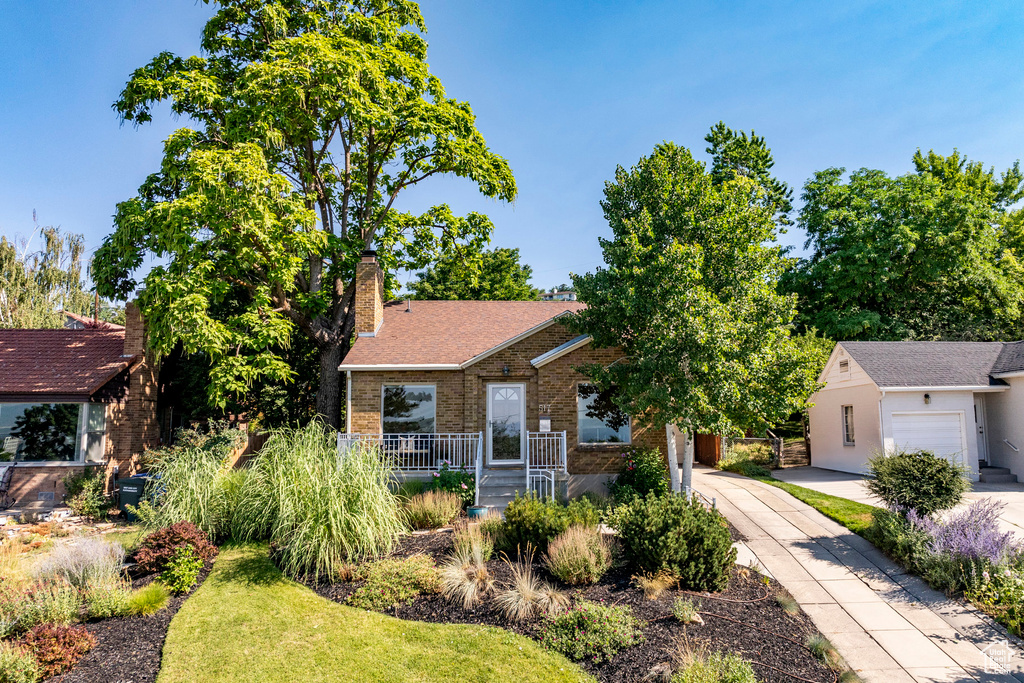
[807, 383, 883, 475]
[982, 378, 1024, 478]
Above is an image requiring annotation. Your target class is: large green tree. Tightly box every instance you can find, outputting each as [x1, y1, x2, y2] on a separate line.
[408, 246, 540, 300]
[93, 0, 516, 428]
[571, 138, 821, 438]
[786, 150, 1024, 341]
[1, 223, 95, 329]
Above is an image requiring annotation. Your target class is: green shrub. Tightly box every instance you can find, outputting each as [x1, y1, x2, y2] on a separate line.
[347, 555, 440, 612]
[85, 578, 134, 619]
[134, 521, 218, 574]
[499, 494, 600, 553]
[868, 508, 932, 573]
[404, 491, 462, 530]
[478, 513, 506, 551]
[0, 642, 39, 683]
[128, 583, 170, 616]
[672, 651, 756, 683]
[233, 422, 406, 578]
[671, 597, 701, 624]
[543, 525, 612, 585]
[718, 442, 773, 479]
[137, 424, 246, 538]
[617, 493, 736, 592]
[161, 546, 204, 594]
[607, 447, 670, 503]
[867, 449, 969, 515]
[971, 565, 1024, 637]
[20, 623, 95, 679]
[63, 468, 113, 520]
[539, 601, 643, 663]
[0, 579, 81, 638]
[428, 461, 475, 508]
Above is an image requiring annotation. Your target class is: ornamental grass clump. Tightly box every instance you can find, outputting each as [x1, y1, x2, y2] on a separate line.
[499, 494, 600, 553]
[494, 553, 568, 621]
[543, 525, 612, 585]
[127, 582, 170, 616]
[35, 537, 125, 589]
[232, 422, 406, 579]
[440, 545, 493, 608]
[135, 424, 247, 539]
[539, 601, 643, 663]
[405, 491, 462, 530]
[452, 521, 494, 562]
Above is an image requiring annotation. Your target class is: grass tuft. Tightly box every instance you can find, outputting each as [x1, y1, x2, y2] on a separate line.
[494, 553, 568, 621]
[806, 633, 844, 671]
[775, 591, 799, 616]
[632, 570, 676, 600]
[405, 491, 462, 530]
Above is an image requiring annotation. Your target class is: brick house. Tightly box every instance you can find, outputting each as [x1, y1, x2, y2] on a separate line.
[340, 252, 684, 505]
[0, 303, 159, 508]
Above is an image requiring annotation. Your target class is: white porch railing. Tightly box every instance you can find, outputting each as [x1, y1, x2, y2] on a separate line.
[526, 431, 567, 499]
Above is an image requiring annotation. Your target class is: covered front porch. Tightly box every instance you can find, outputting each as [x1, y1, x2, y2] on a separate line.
[337, 430, 568, 508]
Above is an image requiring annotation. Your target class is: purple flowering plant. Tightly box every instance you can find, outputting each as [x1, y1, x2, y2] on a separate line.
[906, 499, 1019, 566]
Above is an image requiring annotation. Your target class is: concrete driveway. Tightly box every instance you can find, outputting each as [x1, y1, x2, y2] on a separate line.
[773, 466, 1024, 539]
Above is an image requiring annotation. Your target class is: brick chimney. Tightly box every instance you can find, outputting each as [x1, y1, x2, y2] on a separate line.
[355, 250, 384, 336]
[123, 301, 146, 356]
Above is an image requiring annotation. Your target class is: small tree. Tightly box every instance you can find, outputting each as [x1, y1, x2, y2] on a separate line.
[571, 135, 821, 445]
[408, 246, 540, 300]
[867, 449, 970, 516]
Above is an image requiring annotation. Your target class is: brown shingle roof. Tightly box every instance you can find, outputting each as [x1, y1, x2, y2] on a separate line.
[341, 300, 586, 368]
[0, 329, 136, 399]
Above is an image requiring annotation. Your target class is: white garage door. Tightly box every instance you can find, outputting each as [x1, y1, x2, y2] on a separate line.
[890, 412, 966, 462]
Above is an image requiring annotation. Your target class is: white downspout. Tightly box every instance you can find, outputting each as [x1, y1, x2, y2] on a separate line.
[345, 371, 352, 433]
[877, 389, 886, 457]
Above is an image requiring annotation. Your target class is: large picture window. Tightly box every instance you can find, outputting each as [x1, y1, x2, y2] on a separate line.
[0, 403, 83, 462]
[382, 385, 436, 434]
[577, 384, 631, 444]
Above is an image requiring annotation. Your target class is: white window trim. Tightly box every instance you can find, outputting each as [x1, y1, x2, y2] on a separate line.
[1, 402, 102, 465]
[576, 382, 632, 446]
[380, 384, 437, 434]
[842, 405, 855, 446]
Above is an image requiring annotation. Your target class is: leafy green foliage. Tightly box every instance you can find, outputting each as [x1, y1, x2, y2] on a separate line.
[671, 597, 701, 624]
[408, 246, 541, 300]
[617, 493, 736, 592]
[94, 0, 516, 426]
[867, 450, 970, 515]
[232, 422, 406, 578]
[717, 442, 773, 478]
[571, 137, 822, 436]
[85, 578, 134, 619]
[786, 150, 1024, 341]
[543, 526, 612, 585]
[404, 491, 462, 530]
[127, 583, 170, 617]
[971, 562, 1024, 637]
[346, 555, 440, 612]
[161, 546, 205, 594]
[20, 623, 95, 679]
[672, 651, 756, 683]
[607, 447, 670, 503]
[0, 579, 80, 638]
[137, 424, 247, 538]
[62, 468, 113, 520]
[539, 601, 643, 663]
[134, 522, 218, 574]
[705, 121, 794, 226]
[498, 495, 601, 554]
[428, 461, 475, 508]
[0, 641, 39, 683]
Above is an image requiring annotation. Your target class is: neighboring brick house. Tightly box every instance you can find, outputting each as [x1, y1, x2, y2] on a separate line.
[341, 252, 682, 498]
[0, 303, 159, 508]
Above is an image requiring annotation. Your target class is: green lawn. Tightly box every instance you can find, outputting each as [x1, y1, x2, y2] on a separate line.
[755, 477, 878, 537]
[158, 544, 594, 683]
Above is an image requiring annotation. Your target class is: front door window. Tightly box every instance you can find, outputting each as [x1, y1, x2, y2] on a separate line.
[488, 384, 524, 464]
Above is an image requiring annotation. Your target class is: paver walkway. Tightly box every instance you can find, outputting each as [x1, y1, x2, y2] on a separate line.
[774, 466, 1024, 540]
[693, 465, 1024, 683]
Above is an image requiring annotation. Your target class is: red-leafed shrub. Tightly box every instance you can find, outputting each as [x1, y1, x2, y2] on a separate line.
[20, 623, 96, 678]
[134, 522, 218, 574]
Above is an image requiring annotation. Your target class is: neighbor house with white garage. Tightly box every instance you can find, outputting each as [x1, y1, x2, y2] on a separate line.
[807, 341, 1024, 484]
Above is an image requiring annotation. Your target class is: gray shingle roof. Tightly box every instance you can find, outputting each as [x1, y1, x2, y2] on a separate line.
[993, 341, 1024, 375]
[841, 341, 1009, 388]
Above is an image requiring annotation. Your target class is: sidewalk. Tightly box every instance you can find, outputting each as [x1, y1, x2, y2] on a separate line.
[693, 466, 1024, 683]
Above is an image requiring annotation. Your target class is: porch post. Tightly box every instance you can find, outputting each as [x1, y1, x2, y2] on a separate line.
[475, 432, 483, 507]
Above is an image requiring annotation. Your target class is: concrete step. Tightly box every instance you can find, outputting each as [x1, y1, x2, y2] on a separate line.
[981, 466, 1011, 475]
[980, 472, 1018, 484]
[479, 475, 527, 487]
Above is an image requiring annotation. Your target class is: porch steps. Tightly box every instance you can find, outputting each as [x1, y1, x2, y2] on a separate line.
[477, 470, 528, 512]
[979, 466, 1018, 484]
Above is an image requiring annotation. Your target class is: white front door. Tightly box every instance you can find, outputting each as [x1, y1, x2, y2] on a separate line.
[974, 395, 989, 464]
[486, 383, 526, 466]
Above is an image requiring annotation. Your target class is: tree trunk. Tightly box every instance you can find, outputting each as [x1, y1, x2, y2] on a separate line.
[316, 341, 345, 430]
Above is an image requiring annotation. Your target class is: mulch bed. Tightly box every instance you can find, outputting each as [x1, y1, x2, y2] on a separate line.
[301, 529, 838, 683]
[47, 565, 212, 683]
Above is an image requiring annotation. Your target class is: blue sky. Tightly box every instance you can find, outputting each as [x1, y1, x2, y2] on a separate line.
[2, 1, 1023, 290]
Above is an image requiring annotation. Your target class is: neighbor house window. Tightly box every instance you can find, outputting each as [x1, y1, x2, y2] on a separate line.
[577, 384, 631, 444]
[382, 385, 436, 434]
[0, 403, 83, 462]
[84, 404, 107, 462]
[842, 405, 855, 446]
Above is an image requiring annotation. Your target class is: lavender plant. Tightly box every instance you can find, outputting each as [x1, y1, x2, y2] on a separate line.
[907, 499, 1019, 565]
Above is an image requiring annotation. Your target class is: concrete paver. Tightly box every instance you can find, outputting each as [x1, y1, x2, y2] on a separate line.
[693, 466, 1024, 683]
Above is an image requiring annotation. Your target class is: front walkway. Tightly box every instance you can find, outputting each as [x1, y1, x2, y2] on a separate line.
[693, 466, 1024, 683]
[774, 466, 1024, 540]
